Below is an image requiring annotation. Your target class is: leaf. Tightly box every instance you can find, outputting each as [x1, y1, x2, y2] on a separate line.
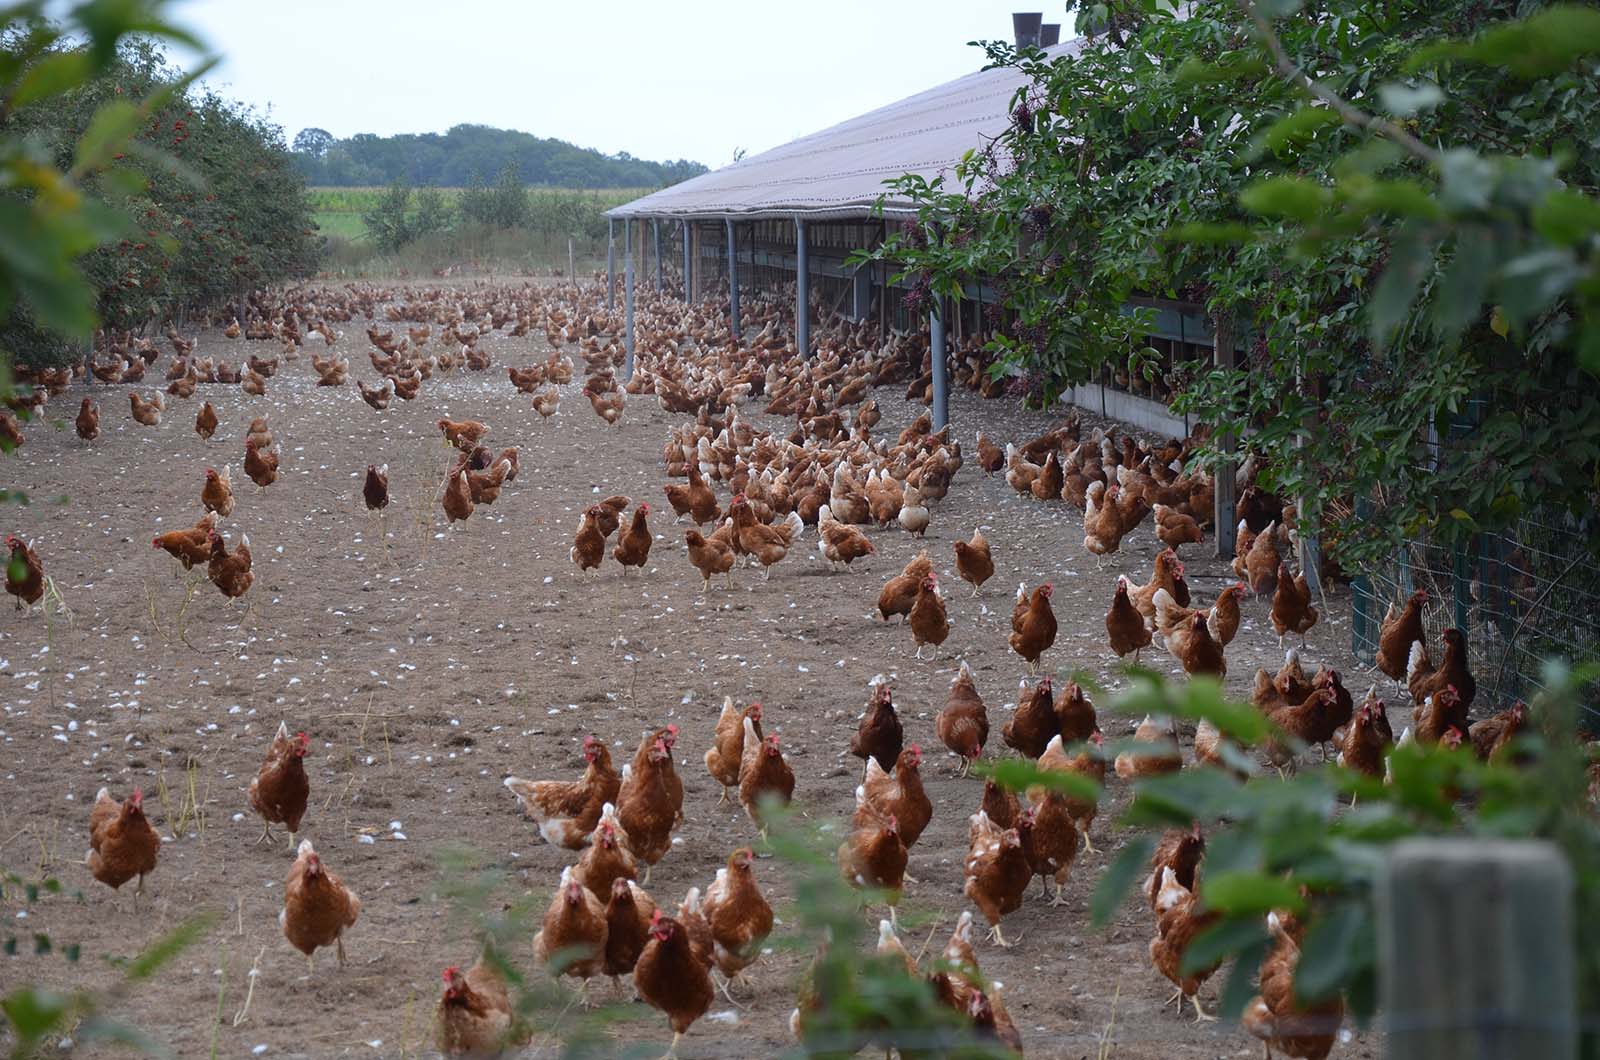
[1218, 938, 1271, 1019]
[1369, 228, 1434, 349]
[9, 50, 91, 110]
[1090, 834, 1152, 928]
[125, 912, 217, 981]
[1532, 189, 1600, 246]
[1413, 4, 1600, 79]
[1197, 871, 1305, 916]
[1377, 81, 1444, 117]
[1437, 149, 1496, 213]
[1429, 225, 1494, 337]
[0, 987, 68, 1040]
[73, 100, 142, 176]
[974, 758, 1102, 802]
[1490, 305, 1509, 337]
[1296, 902, 1371, 1002]
[1183, 914, 1271, 975]
[1256, 106, 1342, 154]
[1239, 176, 1331, 222]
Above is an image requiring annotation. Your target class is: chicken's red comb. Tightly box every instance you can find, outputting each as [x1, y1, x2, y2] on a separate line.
[130, 788, 143, 806]
[442, 965, 459, 982]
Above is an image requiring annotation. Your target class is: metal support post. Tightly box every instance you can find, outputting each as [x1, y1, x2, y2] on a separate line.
[606, 218, 615, 313]
[624, 218, 635, 381]
[1212, 313, 1238, 558]
[795, 217, 810, 357]
[726, 219, 741, 342]
[652, 219, 662, 292]
[930, 297, 949, 432]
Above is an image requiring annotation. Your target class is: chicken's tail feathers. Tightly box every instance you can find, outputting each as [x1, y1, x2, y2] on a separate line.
[296, 838, 315, 859]
[1406, 639, 1428, 682]
[274, 720, 289, 740]
[783, 510, 804, 541]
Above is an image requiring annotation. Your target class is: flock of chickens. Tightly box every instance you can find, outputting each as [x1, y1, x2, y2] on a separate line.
[5, 276, 1528, 1060]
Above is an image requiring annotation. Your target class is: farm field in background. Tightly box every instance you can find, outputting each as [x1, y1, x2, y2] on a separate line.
[308, 186, 650, 244]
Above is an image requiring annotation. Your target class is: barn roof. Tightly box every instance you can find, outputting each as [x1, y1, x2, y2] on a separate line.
[607, 41, 1081, 222]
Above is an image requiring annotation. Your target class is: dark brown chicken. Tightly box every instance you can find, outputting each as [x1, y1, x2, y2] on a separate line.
[363, 464, 389, 511]
[87, 787, 160, 901]
[248, 722, 311, 848]
[850, 680, 903, 776]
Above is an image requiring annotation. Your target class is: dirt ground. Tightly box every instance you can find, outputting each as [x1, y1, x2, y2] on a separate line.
[0, 285, 1376, 1059]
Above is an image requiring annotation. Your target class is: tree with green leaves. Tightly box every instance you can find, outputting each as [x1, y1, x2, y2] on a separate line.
[361, 176, 412, 253]
[867, 0, 1600, 574]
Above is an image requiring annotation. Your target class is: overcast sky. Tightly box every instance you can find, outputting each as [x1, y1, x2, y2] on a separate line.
[171, 1, 1068, 167]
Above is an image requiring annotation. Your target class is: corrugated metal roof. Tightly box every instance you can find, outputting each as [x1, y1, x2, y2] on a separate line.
[608, 41, 1081, 222]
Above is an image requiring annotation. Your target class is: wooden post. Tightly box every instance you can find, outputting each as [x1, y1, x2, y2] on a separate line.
[1378, 839, 1575, 1060]
[1212, 312, 1237, 559]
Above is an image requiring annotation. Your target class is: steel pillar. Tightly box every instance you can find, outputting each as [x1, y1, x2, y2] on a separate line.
[624, 218, 635, 381]
[930, 297, 949, 432]
[727, 219, 741, 342]
[682, 221, 692, 302]
[652, 219, 662, 292]
[795, 218, 810, 357]
[852, 266, 871, 321]
[606, 217, 615, 313]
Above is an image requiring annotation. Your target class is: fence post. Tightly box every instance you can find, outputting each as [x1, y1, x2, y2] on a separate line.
[1352, 497, 1374, 663]
[930, 296, 949, 433]
[624, 218, 635, 382]
[726, 218, 741, 343]
[1453, 543, 1472, 636]
[1212, 313, 1237, 558]
[1378, 838, 1575, 1060]
[606, 218, 615, 313]
[795, 217, 810, 357]
[568, 237, 574, 282]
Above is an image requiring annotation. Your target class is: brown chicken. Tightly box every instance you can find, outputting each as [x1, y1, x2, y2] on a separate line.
[937, 661, 989, 775]
[243, 436, 278, 489]
[855, 745, 932, 849]
[281, 839, 360, 969]
[151, 512, 218, 571]
[1166, 612, 1227, 679]
[569, 504, 605, 572]
[1407, 628, 1476, 711]
[1144, 824, 1206, 910]
[616, 733, 678, 880]
[1271, 561, 1318, 648]
[587, 387, 626, 425]
[438, 418, 489, 447]
[248, 722, 310, 847]
[532, 385, 561, 418]
[1008, 583, 1057, 674]
[1154, 584, 1246, 650]
[1244, 521, 1283, 597]
[1054, 730, 1106, 851]
[952, 528, 994, 595]
[1242, 912, 1344, 1058]
[963, 810, 1031, 947]
[1252, 649, 1313, 714]
[702, 847, 774, 987]
[850, 679, 903, 775]
[358, 379, 392, 410]
[976, 431, 1004, 474]
[908, 574, 950, 659]
[1412, 685, 1469, 747]
[363, 464, 389, 511]
[206, 530, 253, 599]
[838, 813, 908, 921]
[1149, 867, 1220, 1021]
[437, 956, 523, 1058]
[1375, 588, 1428, 683]
[195, 401, 218, 439]
[1083, 481, 1150, 557]
[730, 496, 803, 579]
[86, 787, 160, 901]
[1019, 792, 1080, 906]
[684, 526, 736, 592]
[1114, 715, 1183, 779]
[201, 466, 234, 517]
[663, 463, 721, 526]
[1152, 503, 1204, 553]
[574, 803, 638, 898]
[593, 494, 631, 537]
[612, 503, 653, 573]
[533, 867, 608, 991]
[1469, 700, 1529, 763]
[980, 777, 1022, 833]
[877, 550, 933, 622]
[1129, 549, 1188, 622]
[704, 698, 761, 802]
[602, 877, 657, 988]
[1264, 688, 1340, 770]
[466, 458, 512, 505]
[1003, 675, 1058, 759]
[738, 721, 796, 829]
[129, 391, 163, 426]
[816, 504, 876, 570]
[1054, 679, 1098, 744]
[4, 535, 43, 609]
[633, 911, 714, 1055]
[75, 397, 99, 441]
[503, 734, 620, 849]
[1337, 695, 1393, 778]
[1107, 575, 1153, 663]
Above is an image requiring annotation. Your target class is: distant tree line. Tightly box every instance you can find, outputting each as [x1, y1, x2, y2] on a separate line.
[360, 164, 618, 255]
[292, 123, 706, 188]
[3, 35, 319, 364]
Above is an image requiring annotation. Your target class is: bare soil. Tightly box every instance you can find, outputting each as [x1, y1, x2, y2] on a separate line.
[0, 292, 1376, 1060]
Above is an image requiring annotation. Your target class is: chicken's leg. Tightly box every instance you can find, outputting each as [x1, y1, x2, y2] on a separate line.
[1079, 829, 1097, 855]
[254, 819, 276, 846]
[986, 922, 1020, 948]
[1050, 879, 1070, 907]
[1189, 994, 1217, 1023]
[335, 936, 347, 968]
[663, 1030, 683, 1060]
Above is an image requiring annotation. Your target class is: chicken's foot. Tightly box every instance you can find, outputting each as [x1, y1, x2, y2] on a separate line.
[986, 922, 1019, 948]
[335, 936, 347, 968]
[1049, 880, 1070, 907]
[1189, 994, 1217, 1023]
[1079, 830, 1097, 855]
[253, 820, 276, 846]
[713, 971, 749, 1010]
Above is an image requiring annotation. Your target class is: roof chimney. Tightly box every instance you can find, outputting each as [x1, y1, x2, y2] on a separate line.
[1012, 12, 1043, 50]
[1040, 23, 1061, 46]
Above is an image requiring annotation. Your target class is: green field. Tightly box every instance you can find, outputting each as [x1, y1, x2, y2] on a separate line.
[307, 186, 648, 244]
